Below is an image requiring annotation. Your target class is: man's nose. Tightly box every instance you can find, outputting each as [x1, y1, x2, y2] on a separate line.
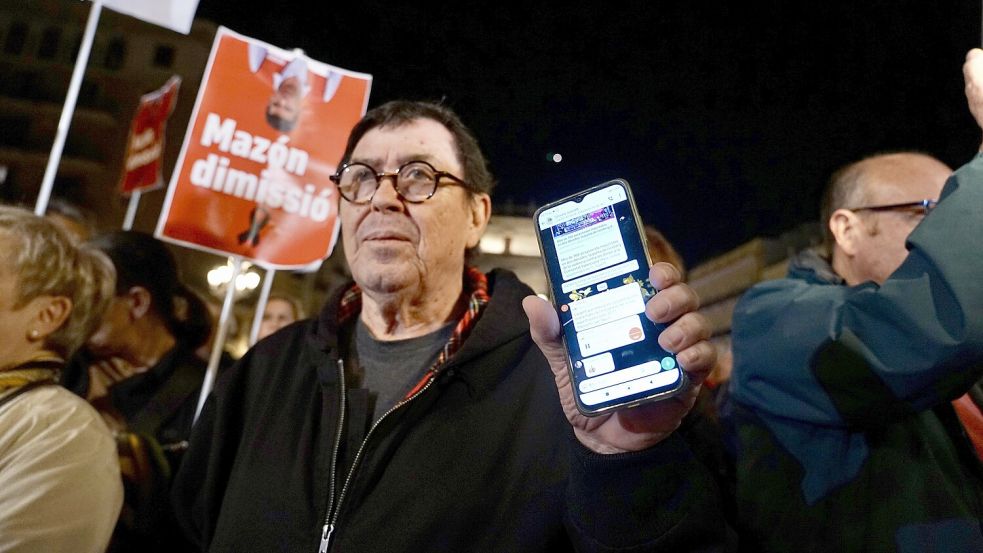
[370, 174, 405, 212]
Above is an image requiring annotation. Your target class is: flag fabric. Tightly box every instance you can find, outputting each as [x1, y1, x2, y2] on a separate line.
[120, 75, 181, 196]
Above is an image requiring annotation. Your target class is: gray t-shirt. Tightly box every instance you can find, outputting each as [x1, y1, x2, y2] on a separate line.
[354, 318, 456, 422]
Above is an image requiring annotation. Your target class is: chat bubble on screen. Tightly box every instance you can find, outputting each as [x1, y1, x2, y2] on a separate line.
[552, 212, 627, 282]
[575, 312, 646, 357]
[582, 352, 615, 377]
[561, 259, 639, 294]
[569, 282, 645, 333]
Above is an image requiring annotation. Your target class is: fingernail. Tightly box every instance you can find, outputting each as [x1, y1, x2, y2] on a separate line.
[663, 328, 683, 349]
[652, 299, 669, 320]
[655, 264, 671, 283]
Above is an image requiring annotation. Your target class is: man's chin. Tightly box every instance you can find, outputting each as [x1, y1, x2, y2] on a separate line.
[351, 259, 422, 295]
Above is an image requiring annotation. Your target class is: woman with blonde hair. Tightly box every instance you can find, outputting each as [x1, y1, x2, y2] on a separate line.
[0, 205, 122, 553]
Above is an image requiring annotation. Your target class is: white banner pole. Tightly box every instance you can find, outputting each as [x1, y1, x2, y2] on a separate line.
[122, 189, 142, 230]
[194, 256, 241, 422]
[249, 267, 276, 346]
[35, 0, 104, 216]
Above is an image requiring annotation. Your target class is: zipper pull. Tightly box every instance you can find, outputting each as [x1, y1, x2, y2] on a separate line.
[318, 523, 334, 553]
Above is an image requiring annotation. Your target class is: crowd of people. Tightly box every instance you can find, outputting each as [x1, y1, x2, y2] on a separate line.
[2, 48, 983, 553]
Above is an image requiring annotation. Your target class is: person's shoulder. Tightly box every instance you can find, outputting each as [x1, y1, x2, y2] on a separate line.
[736, 263, 849, 320]
[7, 385, 113, 436]
[0, 385, 117, 468]
[252, 316, 316, 354]
[735, 276, 812, 315]
[485, 268, 536, 301]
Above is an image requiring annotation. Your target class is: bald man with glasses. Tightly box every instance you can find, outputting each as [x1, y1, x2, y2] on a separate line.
[727, 50, 983, 553]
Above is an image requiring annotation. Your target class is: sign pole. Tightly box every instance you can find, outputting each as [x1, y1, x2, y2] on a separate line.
[194, 256, 242, 422]
[35, 0, 104, 215]
[122, 190, 142, 230]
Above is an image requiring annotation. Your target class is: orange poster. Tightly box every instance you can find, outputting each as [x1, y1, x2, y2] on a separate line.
[156, 27, 371, 270]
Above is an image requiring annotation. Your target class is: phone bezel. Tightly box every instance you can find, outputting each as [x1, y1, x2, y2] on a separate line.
[533, 178, 687, 416]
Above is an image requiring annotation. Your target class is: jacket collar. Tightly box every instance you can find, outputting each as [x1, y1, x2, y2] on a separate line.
[788, 249, 845, 286]
[308, 269, 535, 395]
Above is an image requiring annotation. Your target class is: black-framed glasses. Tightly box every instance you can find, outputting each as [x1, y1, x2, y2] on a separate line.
[329, 160, 468, 204]
[849, 199, 938, 216]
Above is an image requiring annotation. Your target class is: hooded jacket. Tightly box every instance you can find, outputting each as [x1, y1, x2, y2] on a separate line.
[728, 155, 983, 552]
[173, 269, 725, 552]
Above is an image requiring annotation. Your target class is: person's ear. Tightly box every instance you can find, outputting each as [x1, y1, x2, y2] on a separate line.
[28, 296, 73, 341]
[829, 208, 864, 256]
[125, 286, 153, 320]
[465, 192, 492, 249]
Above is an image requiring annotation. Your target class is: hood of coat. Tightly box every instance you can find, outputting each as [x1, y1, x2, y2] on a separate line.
[787, 250, 846, 287]
[308, 268, 539, 395]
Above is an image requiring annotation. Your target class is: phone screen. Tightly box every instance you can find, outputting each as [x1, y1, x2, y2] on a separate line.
[535, 180, 684, 415]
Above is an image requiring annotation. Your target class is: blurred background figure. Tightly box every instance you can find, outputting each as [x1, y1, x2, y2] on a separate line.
[64, 230, 209, 552]
[43, 197, 99, 242]
[645, 226, 686, 281]
[0, 205, 122, 553]
[196, 295, 242, 362]
[256, 292, 306, 341]
[645, 224, 736, 546]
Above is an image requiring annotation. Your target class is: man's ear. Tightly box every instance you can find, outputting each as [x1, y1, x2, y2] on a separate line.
[30, 296, 73, 341]
[125, 286, 153, 320]
[829, 208, 864, 256]
[465, 192, 492, 249]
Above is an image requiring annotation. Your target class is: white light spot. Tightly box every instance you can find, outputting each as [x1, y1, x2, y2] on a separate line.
[552, 153, 563, 163]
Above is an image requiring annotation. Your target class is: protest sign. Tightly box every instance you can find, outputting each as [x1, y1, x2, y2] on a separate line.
[102, 0, 200, 35]
[120, 75, 180, 196]
[156, 27, 372, 270]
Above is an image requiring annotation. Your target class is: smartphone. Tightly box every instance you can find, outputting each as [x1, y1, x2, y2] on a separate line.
[534, 179, 686, 416]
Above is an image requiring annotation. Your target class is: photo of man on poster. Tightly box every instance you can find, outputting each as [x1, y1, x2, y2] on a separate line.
[248, 44, 344, 133]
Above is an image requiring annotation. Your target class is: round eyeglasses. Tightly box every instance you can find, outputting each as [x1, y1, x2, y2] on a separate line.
[330, 160, 468, 204]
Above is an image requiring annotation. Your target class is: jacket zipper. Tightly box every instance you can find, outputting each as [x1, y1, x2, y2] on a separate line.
[317, 360, 440, 552]
[318, 359, 346, 553]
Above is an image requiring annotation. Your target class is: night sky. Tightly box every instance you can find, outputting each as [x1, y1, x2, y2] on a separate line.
[196, 0, 982, 265]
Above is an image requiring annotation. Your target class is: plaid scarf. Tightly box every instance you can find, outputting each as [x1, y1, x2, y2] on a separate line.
[0, 358, 62, 398]
[338, 267, 490, 400]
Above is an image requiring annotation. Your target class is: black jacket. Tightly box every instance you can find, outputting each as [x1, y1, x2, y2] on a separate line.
[173, 270, 725, 552]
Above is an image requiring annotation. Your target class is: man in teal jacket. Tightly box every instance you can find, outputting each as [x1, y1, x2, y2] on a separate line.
[729, 49, 983, 552]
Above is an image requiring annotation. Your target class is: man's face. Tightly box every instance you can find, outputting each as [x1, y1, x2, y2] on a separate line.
[339, 118, 488, 297]
[86, 294, 131, 359]
[267, 76, 303, 125]
[845, 154, 950, 285]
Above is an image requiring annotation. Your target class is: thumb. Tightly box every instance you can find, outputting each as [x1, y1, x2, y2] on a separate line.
[522, 295, 569, 376]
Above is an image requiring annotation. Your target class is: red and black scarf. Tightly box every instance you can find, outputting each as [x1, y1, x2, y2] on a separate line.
[337, 267, 490, 400]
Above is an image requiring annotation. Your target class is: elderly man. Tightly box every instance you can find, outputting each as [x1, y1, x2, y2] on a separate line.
[173, 100, 724, 552]
[728, 49, 983, 552]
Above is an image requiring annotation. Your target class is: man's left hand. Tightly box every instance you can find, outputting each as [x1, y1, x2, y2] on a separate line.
[523, 262, 715, 454]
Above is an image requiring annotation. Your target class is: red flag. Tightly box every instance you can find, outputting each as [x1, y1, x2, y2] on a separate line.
[120, 75, 180, 196]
